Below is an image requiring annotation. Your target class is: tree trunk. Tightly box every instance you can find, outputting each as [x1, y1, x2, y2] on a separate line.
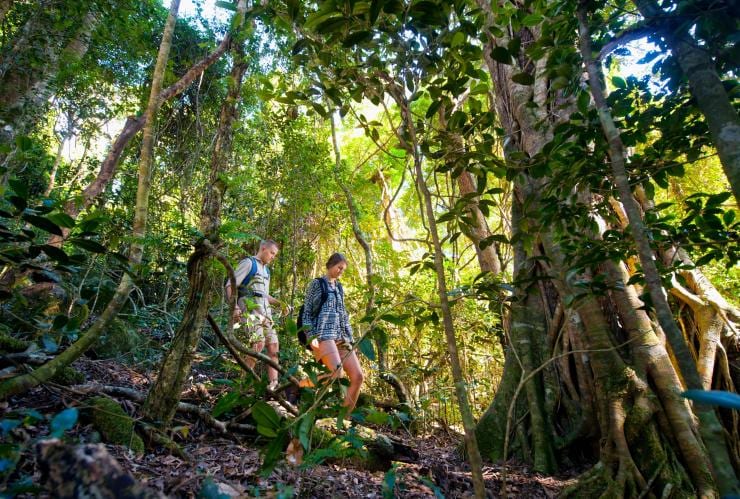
[0, 0, 13, 25]
[578, 10, 737, 494]
[384, 79, 486, 498]
[633, 0, 740, 207]
[142, 8, 248, 424]
[471, 0, 738, 496]
[0, 0, 180, 400]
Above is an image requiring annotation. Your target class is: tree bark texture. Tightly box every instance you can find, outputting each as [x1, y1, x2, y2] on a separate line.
[142, 18, 248, 424]
[0, 0, 180, 400]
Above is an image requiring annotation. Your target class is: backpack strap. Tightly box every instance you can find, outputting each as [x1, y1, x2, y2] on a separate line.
[237, 256, 259, 297]
[317, 277, 329, 309]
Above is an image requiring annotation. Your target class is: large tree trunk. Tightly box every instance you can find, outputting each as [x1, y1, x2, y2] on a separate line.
[142, 9, 248, 424]
[0, 0, 181, 400]
[473, 1, 738, 496]
[579, 10, 737, 494]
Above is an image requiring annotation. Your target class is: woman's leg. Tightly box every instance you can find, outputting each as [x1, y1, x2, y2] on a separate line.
[315, 339, 343, 379]
[338, 346, 364, 414]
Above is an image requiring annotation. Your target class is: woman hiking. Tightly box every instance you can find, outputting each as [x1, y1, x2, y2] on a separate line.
[301, 253, 364, 418]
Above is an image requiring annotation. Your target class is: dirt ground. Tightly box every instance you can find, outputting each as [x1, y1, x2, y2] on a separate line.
[2, 359, 575, 497]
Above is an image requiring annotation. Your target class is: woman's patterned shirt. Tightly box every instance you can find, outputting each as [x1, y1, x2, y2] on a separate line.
[301, 277, 353, 343]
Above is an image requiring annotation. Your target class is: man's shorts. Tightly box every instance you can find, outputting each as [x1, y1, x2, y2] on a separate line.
[236, 297, 278, 345]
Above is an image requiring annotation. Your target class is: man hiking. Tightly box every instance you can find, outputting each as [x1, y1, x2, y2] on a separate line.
[226, 239, 281, 390]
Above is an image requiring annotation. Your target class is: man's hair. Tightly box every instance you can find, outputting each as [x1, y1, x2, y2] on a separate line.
[260, 239, 279, 250]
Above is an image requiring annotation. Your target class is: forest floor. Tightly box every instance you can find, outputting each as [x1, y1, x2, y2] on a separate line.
[4, 358, 574, 498]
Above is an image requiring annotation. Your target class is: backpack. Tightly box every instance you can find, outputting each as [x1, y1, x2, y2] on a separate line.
[296, 278, 343, 350]
[225, 256, 267, 297]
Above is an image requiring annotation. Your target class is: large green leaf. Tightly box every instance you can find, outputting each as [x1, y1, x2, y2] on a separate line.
[511, 72, 534, 85]
[357, 337, 375, 361]
[22, 215, 62, 236]
[251, 401, 280, 430]
[490, 46, 511, 64]
[69, 238, 106, 254]
[46, 212, 75, 229]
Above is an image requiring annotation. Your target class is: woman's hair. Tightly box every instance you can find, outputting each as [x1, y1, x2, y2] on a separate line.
[326, 252, 348, 269]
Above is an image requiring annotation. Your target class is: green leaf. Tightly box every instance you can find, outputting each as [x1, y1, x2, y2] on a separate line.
[611, 76, 626, 89]
[451, 31, 465, 48]
[39, 245, 69, 263]
[511, 72, 534, 85]
[382, 463, 398, 498]
[8, 179, 28, 198]
[22, 215, 62, 236]
[50, 408, 78, 437]
[257, 424, 278, 438]
[251, 401, 280, 430]
[214, 1, 236, 11]
[521, 14, 544, 26]
[490, 46, 511, 64]
[425, 99, 442, 119]
[357, 337, 375, 361]
[311, 102, 328, 118]
[299, 413, 314, 450]
[286, 0, 300, 20]
[369, 0, 383, 24]
[46, 212, 75, 229]
[69, 238, 106, 254]
[212, 391, 244, 418]
[291, 39, 310, 55]
[260, 430, 289, 476]
[577, 90, 590, 115]
[343, 30, 372, 47]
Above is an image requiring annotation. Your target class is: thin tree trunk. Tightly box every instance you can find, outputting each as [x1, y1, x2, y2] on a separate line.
[632, 0, 740, 206]
[578, 8, 738, 494]
[44, 132, 66, 197]
[385, 80, 486, 498]
[0, 0, 181, 400]
[143, 3, 248, 423]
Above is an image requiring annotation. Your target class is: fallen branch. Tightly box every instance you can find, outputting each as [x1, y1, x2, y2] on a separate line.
[68, 383, 256, 435]
[205, 313, 299, 416]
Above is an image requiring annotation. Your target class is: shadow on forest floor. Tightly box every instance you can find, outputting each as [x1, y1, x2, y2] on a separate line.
[4, 358, 574, 498]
